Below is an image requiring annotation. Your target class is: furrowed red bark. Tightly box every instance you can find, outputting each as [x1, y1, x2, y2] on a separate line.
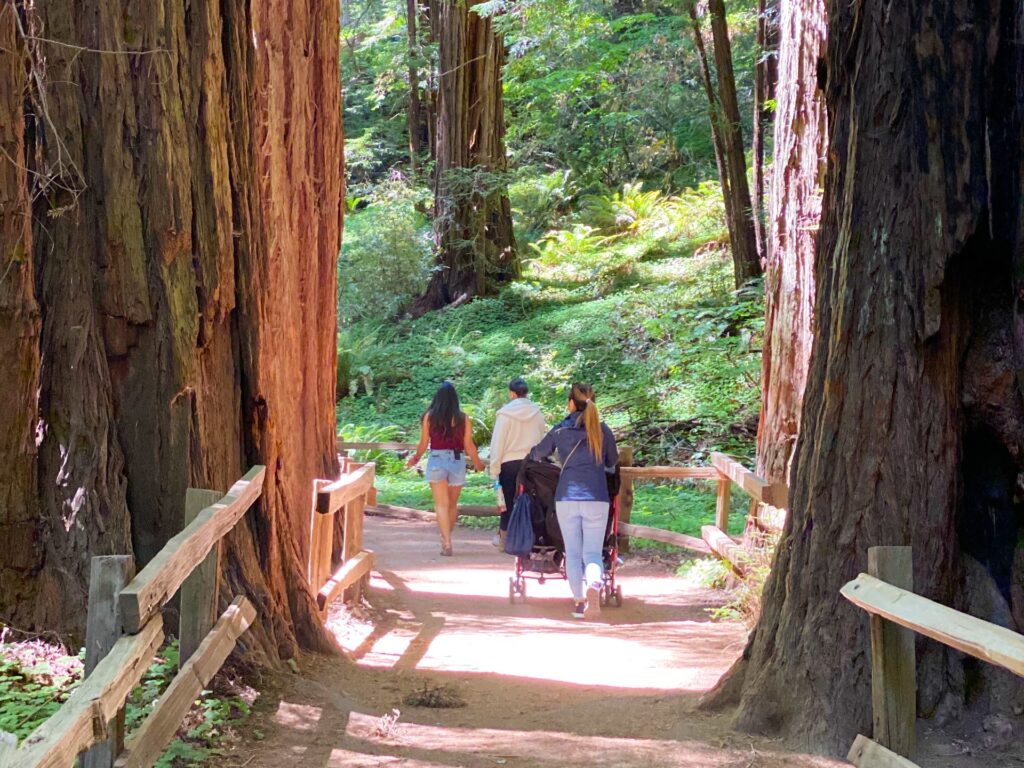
[752, 0, 778, 256]
[755, 0, 825, 485]
[0, 3, 43, 625]
[2, 0, 343, 657]
[732, 0, 1024, 754]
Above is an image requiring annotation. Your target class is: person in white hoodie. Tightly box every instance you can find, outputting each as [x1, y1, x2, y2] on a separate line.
[489, 378, 548, 548]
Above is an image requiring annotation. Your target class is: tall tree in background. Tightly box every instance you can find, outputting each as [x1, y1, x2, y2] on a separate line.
[688, 0, 762, 288]
[0, 0, 343, 661]
[751, 0, 778, 255]
[755, 0, 824, 485]
[721, 0, 1024, 754]
[417, 0, 517, 310]
[406, 0, 423, 171]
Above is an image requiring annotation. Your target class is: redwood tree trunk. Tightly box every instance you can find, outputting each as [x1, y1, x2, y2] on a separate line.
[754, 0, 825, 485]
[688, 4, 736, 245]
[752, 0, 778, 257]
[1, 0, 343, 658]
[418, 1, 517, 310]
[0, 3, 43, 625]
[690, 0, 763, 288]
[731, 0, 1024, 754]
[407, 0, 422, 171]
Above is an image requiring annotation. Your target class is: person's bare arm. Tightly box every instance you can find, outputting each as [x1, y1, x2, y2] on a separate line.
[406, 415, 430, 468]
[465, 418, 485, 472]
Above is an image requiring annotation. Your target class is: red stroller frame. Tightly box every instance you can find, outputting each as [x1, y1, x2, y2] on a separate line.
[508, 492, 623, 607]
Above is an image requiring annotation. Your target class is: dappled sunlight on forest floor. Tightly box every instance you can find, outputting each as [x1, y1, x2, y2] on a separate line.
[235, 518, 845, 767]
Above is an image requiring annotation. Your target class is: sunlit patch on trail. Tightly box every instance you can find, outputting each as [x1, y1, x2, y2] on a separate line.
[274, 701, 324, 731]
[331, 712, 844, 767]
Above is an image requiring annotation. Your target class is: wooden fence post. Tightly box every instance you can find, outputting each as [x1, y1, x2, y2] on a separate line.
[179, 488, 223, 667]
[82, 555, 136, 768]
[343, 493, 366, 602]
[617, 446, 634, 554]
[867, 546, 916, 758]
[308, 479, 333, 595]
[715, 473, 731, 532]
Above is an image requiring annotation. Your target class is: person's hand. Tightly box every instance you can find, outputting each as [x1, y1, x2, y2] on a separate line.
[406, 454, 420, 469]
[474, 459, 485, 473]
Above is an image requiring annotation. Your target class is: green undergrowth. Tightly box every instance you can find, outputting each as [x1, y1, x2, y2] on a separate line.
[0, 637, 255, 766]
[373, 470, 749, 539]
[340, 175, 763, 561]
[338, 243, 761, 465]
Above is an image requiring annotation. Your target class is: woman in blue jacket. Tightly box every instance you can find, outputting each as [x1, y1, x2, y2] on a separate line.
[530, 382, 618, 619]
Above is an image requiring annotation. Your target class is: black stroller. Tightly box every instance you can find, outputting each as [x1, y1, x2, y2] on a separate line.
[507, 458, 623, 607]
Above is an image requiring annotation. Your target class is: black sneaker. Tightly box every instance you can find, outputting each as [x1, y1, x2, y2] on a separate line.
[571, 602, 586, 619]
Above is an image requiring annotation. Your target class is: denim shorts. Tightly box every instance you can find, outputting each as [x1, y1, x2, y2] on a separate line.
[425, 450, 467, 486]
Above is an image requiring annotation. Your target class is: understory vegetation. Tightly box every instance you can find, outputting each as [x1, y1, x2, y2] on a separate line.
[339, 185, 763, 540]
[0, 637, 253, 766]
[338, 0, 765, 549]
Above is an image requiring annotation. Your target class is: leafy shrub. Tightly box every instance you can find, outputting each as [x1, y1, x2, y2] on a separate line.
[338, 422, 406, 474]
[580, 181, 669, 234]
[508, 168, 576, 238]
[338, 179, 433, 325]
[660, 181, 728, 248]
[0, 636, 253, 765]
[677, 557, 731, 589]
[0, 639, 81, 739]
[338, 326, 384, 399]
[710, 531, 779, 627]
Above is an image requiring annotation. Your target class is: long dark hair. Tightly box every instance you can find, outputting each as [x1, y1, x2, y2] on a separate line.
[426, 381, 465, 440]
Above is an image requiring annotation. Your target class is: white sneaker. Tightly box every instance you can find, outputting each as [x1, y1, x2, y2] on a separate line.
[584, 584, 601, 619]
[492, 534, 501, 548]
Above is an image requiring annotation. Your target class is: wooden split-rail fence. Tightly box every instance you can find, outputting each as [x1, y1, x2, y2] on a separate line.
[842, 545, 1024, 768]
[339, 438, 788, 576]
[1, 467, 265, 768]
[308, 456, 377, 613]
[3, 456, 379, 768]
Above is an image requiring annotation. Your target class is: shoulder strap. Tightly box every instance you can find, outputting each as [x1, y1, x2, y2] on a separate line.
[563, 439, 583, 466]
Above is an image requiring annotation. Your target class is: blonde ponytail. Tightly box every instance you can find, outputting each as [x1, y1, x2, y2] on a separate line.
[570, 383, 603, 460]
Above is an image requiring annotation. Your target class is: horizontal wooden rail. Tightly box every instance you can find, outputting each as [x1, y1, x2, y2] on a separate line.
[119, 466, 265, 633]
[841, 573, 1024, 676]
[336, 439, 416, 451]
[847, 735, 920, 768]
[310, 464, 376, 611]
[367, 502, 500, 519]
[617, 522, 709, 553]
[316, 463, 375, 514]
[620, 466, 720, 480]
[317, 550, 375, 610]
[114, 598, 256, 768]
[709, 452, 788, 507]
[16, 617, 164, 768]
[701, 525, 747, 575]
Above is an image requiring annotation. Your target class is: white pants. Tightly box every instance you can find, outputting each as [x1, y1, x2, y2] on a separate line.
[555, 500, 607, 601]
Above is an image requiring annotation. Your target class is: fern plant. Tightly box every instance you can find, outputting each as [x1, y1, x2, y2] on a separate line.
[581, 181, 668, 234]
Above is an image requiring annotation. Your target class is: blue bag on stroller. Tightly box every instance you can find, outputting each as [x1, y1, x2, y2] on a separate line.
[503, 492, 535, 558]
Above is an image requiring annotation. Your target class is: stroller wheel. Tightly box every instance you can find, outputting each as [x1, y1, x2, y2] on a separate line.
[614, 584, 623, 607]
[599, 587, 609, 607]
[508, 577, 516, 604]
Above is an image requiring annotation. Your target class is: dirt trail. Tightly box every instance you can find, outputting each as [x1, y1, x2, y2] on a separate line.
[235, 516, 858, 767]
